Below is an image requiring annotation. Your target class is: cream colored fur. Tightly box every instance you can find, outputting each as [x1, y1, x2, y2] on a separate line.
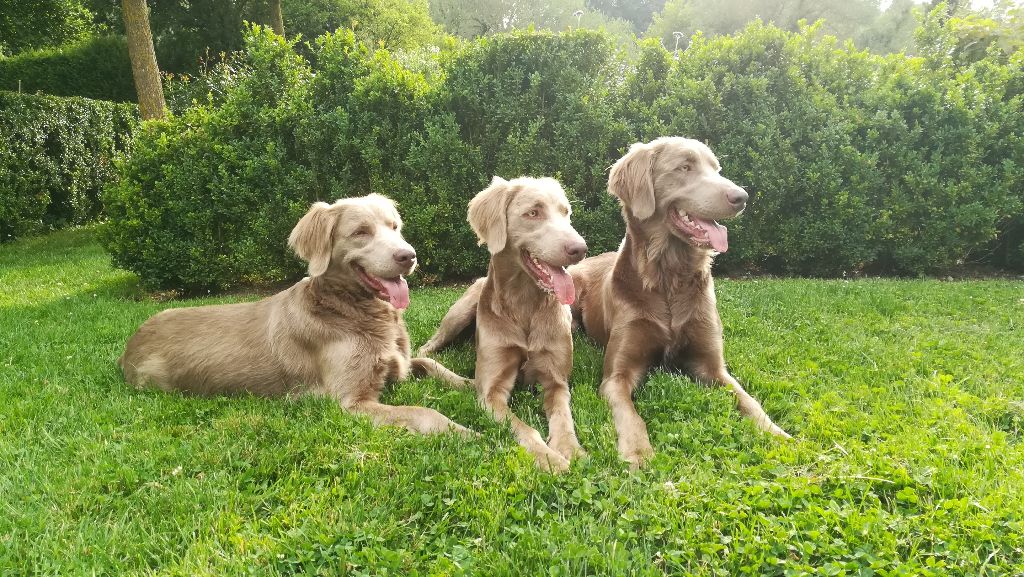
[120, 194, 473, 437]
[422, 177, 588, 472]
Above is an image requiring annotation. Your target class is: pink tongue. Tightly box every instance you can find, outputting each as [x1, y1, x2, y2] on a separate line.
[542, 264, 576, 305]
[378, 276, 410, 309]
[691, 216, 729, 252]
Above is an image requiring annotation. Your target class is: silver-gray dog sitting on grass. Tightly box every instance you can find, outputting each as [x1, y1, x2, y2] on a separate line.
[120, 193, 473, 436]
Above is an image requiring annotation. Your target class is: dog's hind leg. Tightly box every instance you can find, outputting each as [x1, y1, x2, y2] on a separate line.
[685, 335, 791, 439]
[410, 357, 474, 389]
[346, 399, 477, 437]
[418, 278, 485, 356]
[705, 370, 791, 439]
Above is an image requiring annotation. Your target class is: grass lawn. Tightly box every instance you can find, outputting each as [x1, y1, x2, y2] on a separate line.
[1, 227, 1023, 576]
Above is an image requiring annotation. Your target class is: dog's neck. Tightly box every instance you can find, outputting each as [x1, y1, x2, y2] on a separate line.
[620, 214, 713, 293]
[307, 268, 394, 318]
[484, 249, 558, 316]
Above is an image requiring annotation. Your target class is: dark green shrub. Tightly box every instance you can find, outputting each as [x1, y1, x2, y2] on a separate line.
[320, 29, 631, 277]
[102, 27, 316, 292]
[281, 31, 486, 279]
[162, 52, 249, 115]
[0, 35, 135, 102]
[855, 53, 1023, 274]
[437, 31, 631, 263]
[0, 0, 94, 56]
[646, 24, 880, 275]
[640, 22, 1022, 276]
[102, 22, 1024, 291]
[285, 0, 441, 52]
[0, 91, 137, 241]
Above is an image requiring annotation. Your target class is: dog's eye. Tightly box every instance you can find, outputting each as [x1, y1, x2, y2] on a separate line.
[352, 227, 371, 237]
[526, 209, 540, 218]
[390, 222, 398, 230]
[679, 164, 691, 172]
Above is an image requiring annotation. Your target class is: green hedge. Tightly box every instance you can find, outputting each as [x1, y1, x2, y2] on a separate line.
[642, 25, 1024, 275]
[0, 36, 136, 102]
[104, 27, 632, 291]
[102, 31, 316, 291]
[102, 23, 1024, 292]
[301, 30, 630, 280]
[0, 91, 138, 241]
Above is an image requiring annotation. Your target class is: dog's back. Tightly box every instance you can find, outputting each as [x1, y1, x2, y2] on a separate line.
[120, 292, 295, 396]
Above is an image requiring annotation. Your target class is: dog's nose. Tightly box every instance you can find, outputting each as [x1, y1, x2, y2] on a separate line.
[726, 186, 748, 208]
[565, 241, 588, 263]
[393, 248, 416, 266]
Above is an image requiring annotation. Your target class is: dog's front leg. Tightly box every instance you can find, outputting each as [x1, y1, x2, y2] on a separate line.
[601, 323, 660, 469]
[530, 351, 586, 461]
[693, 366, 791, 439]
[323, 343, 474, 437]
[410, 357, 473, 389]
[476, 346, 570, 473]
[684, 333, 791, 439]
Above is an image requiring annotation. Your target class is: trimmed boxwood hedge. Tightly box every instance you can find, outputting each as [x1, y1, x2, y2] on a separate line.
[102, 23, 1024, 292]
[0, 35, 136, 103]
[0, 91, 138, 241]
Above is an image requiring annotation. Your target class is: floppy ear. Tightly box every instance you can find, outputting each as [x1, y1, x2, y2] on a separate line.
[468, 176, 510, 254]
[608, 142, 657, 220]
[288, 201, 339, 276]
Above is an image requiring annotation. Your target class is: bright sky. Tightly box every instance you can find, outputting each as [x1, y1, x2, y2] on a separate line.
[880, 0, 999, 8]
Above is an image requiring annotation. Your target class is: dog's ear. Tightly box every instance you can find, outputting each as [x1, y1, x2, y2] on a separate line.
[608, 142, 657, 220]
[288, 201, 339, 276]
[468, 176, 510, 254]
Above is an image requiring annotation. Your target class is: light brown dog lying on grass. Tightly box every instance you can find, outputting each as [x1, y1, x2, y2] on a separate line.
[421, 138, 790, 468]
[420, 177, 588, 472]
[120, 193, 472, 436]
[571, 137, 790, 467]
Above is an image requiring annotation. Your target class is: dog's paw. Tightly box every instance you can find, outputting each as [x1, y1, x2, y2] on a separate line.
[535, 451, 571, 474]
[770, 424, 792, 439]
[450, 423, 482, 439]
[618, 437, 654, 470]
[549, 434, 587, 461]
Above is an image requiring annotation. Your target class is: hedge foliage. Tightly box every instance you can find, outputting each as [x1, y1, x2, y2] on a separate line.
[103, 22, 1024, 292]
[0, 35, 136, 102]
[0, 91, 138, 241]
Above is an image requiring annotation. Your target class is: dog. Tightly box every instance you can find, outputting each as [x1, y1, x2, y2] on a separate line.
[420, 176, 588, 472]
[120, 193, 472, 436]
[421, 138, 790, 468]
[571, 137, 790, 467]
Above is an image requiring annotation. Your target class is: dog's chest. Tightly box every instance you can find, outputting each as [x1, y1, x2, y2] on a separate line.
[492, 302, 573, 384]
[650, 282, 715, 353]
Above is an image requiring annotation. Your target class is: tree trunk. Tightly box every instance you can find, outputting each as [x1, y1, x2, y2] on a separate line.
[269, 0, 284, 35]
[122, 0, 165, 120]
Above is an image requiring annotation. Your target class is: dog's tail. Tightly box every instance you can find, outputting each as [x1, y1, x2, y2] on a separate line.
[410, 357, 474, 390]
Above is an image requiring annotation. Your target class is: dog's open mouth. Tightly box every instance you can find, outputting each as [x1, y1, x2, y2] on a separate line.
[521, 250, 575, 305]
[355, 265, 410, 309]
[670, 208, 729, 252]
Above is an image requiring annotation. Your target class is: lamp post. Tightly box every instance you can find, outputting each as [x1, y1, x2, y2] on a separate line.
[673, 31, 684, 56]
[573, 10, 584, 28]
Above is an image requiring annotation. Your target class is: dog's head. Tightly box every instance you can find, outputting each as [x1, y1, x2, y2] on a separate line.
[467, 176, 587, 305]
[288, 193, 415, 309]
[608, 137, 748, 253]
